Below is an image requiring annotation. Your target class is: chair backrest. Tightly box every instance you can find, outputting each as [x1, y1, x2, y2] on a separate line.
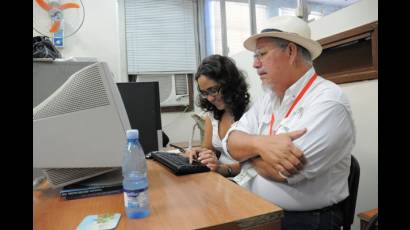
[191, 113, 205, 143]
[341, 155, 360, 230]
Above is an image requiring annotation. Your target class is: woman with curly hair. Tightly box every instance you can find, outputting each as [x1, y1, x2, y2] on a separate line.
[185, 54, 250, 177]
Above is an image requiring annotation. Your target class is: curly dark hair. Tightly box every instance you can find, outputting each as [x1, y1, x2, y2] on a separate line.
[195, 55, 250, 121]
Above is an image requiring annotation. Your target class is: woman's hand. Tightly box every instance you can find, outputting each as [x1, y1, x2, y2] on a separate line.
[184, 147, 208, 164]
[198, 149, 219, 171]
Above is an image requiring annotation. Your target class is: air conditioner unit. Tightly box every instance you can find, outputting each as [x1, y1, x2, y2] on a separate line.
[136, 73, 190, 107]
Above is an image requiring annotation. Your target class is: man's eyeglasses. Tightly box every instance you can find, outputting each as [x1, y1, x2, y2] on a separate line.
[253, 46, 285, 62]
[199, 86, 221, 99]
[253, 50, 270, 62]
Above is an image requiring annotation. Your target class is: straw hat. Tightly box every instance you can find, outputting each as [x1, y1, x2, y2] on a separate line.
[243, 16, 322, 60]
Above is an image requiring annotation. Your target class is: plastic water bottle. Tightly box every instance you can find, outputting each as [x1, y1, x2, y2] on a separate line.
[122, 129, 150, 218]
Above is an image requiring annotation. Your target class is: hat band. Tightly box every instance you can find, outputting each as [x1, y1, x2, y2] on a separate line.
[260, 28, 283, 33]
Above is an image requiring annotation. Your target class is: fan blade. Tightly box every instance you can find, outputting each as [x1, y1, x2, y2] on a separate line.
[59, 3, 80, 10]
[49, 20, 61, 33]
[36, 0, 52, 11]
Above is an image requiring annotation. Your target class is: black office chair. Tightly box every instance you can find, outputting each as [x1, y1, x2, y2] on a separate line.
[340, 155, 360, 230]
[162, 131, 170, 147]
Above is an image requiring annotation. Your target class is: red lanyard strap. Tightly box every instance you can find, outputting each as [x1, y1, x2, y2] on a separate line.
[269, 72, 317, 135]
[269, 113, 275, 136]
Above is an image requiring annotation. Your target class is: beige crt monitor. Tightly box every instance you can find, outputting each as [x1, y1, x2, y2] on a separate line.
[33, 62, 131, 187]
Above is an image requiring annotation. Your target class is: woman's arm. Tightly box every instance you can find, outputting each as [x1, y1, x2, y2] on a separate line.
[216, 162, 241, 177]
[185, 115, 215, 163]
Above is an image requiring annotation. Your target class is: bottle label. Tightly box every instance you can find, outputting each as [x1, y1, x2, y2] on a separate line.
[123, 187, 149, 208]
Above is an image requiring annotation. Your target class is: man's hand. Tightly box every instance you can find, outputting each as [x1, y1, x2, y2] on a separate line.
[255, 129, 307, 177]
[250, 157, 286, 182]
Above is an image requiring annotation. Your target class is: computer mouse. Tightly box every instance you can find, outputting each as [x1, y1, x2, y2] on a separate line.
[145, 151, 155, 159]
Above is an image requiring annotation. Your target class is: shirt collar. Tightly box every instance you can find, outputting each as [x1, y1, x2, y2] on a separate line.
[283, 67, 316, 100]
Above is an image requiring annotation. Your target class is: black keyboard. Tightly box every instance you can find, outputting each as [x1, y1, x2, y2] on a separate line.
[150, 151, 210, 175]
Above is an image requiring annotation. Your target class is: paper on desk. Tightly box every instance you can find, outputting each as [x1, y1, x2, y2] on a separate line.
[76, 213, 121, 230]
[164, 149, 182, 154]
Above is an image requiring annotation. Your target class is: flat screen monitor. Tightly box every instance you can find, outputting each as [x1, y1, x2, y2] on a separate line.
[117, 82, 163, 153]
[33, 62, 131, 187]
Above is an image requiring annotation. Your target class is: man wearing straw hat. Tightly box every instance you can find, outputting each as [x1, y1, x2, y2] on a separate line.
[222, 16, 356, 229]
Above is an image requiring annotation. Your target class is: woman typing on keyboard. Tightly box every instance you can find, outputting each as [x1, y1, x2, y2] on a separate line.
[184, 55, 250, 178]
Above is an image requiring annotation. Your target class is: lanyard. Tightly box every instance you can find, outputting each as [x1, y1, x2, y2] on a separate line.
[268, 72, 317, 135]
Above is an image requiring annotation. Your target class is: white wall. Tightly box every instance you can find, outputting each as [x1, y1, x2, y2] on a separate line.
[231, 0, 378, 229]
[310, 0, 378, 40]
[33, 0, 127, 83]
[160, 110, 200, 145]
[340, 80, 378, 228]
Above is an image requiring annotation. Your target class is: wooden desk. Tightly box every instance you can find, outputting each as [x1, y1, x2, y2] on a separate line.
[357, 208, 378, 230]
[170, 140, 202, 149]
[34, 160, 283, 230]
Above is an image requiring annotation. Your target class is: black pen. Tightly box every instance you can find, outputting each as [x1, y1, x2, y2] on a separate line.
[169, 144, 186, 153]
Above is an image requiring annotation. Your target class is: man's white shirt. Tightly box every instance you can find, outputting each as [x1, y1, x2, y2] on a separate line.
[222, 68, 356, 211]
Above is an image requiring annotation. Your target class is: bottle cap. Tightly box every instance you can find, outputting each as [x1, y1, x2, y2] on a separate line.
[126, 129, 139, 140]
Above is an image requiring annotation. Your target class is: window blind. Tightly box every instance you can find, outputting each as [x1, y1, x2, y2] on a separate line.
[125, 0, 198, 74]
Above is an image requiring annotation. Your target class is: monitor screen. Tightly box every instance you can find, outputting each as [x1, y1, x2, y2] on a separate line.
[117, 82, 163, 153]
[34, 62, 131, 178]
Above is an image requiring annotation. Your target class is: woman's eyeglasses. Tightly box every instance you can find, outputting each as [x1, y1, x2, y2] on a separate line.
[199, 86, 221, 99]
